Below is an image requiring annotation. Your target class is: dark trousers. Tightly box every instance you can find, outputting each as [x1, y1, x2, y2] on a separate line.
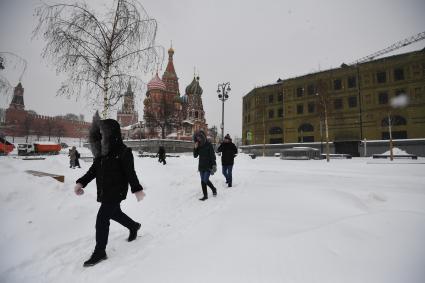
[222, 165, 233, 184]
[158, 157, 166, 165]
[95, 202, 137, 253]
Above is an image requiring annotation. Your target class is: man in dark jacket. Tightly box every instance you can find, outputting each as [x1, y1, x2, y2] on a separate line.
[217, 134, 238, 187]
[157, 146, 166, 165]
[74, 119, 145, 267]
[193, 130, 217, 201]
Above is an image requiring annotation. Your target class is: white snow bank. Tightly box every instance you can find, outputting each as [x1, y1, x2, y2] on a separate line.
[1, 155, 424, 283]
[382, 147, 410, 155]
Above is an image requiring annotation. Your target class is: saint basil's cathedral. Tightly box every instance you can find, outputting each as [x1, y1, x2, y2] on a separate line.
[117, 46, 208, 140]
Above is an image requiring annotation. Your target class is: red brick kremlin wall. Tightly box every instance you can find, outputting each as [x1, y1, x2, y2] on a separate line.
[4, 108, 91, 138]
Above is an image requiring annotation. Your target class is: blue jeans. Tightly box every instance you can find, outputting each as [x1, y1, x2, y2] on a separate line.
[199, 171, 211, 183]
[222, 165, 233, 184]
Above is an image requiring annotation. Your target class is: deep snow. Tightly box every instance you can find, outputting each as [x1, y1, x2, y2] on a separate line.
[0, 150, 424, 283]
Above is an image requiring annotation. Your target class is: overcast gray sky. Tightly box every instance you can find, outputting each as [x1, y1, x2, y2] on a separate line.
[1, 0, 424, 138]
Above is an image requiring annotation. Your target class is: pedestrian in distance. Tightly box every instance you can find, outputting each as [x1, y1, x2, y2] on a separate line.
[193, 130, 217, 201]
[217, 134, 238, 187]
[74, 119, 146, 267]
[157, 146, 166, 165]
[68, 146, 77, 168]
[74, 147, 81, 168]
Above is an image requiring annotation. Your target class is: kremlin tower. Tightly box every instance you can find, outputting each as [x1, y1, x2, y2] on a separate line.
[117, 83, 138, 127]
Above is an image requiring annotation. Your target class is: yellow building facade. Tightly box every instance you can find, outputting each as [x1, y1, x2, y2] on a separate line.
[242, 50, 425, 155]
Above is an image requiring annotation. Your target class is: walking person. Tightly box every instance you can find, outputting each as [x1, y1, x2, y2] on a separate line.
[74, 148, 81, 168]
[217, 134, 238, 187]
[68, 147, 77, 168]
[74, 119, 146, 267]
[72, 146, 82, 168]
[193, 130, 217, 201]
[157, 146, 166, 165]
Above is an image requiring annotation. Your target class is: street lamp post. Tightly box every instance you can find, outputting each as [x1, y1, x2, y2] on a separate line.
[387, 92, 409, 161]
[217, 82, 231, 141]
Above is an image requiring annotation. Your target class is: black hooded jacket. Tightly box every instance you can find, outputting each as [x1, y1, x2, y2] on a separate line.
[158, 146, 166, 159]
[193, 130, 216, 171]
[217, 141, 238, 166]
[76, 119, 143, 202]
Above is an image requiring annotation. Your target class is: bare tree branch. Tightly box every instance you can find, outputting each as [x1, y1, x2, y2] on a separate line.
[33, 0, 163, 118]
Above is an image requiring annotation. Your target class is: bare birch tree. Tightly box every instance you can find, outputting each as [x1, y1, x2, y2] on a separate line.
[44, 119, 55, 141]
[23, 115, 34, 143]
[144, 96, 177, 139]
[54, 124, 66, 143]
[33, 0, 163, 118]
[0, 52, 27, 98]
[316, 79, 332, 162]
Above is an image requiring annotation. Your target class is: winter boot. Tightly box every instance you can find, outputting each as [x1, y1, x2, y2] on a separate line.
[228, 182, 232, 188]
[83, 250, 107, 267]
[199, 182, 208, 201]
[206, 180, 217, 197]
[128, 222, 141, 242]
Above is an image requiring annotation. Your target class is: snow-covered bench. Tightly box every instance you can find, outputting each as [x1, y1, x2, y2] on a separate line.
[372, 154, 417, 160]
[321, 153, 352, 159]
[281, 147, 320, 160]
[80, 156, 94, 162]
[22, 157, 46, 160]
[25, 170, 65, 183]
[138, 153, 180, 158]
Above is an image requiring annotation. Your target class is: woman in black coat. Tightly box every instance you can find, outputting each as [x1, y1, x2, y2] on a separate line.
[193, 130, 217, 201]
[74, 119, 145, 267]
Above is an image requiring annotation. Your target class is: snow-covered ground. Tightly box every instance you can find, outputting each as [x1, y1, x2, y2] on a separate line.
[1, 150, 424, 283]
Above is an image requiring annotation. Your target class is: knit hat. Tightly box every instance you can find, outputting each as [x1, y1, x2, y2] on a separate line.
[224, 134, 232, 141]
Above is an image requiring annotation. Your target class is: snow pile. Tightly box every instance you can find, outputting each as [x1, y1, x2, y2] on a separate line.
[382, 147, 410, 155]
[1, 153, 425, 283]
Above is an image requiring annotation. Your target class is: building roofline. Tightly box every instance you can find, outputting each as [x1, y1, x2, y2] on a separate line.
[243, 48, 425, 98]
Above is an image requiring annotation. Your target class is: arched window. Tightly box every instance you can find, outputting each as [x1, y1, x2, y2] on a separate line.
[298, 123, 314, 132]
[269, 127, 283, 135]
[381, 115, 406, 127]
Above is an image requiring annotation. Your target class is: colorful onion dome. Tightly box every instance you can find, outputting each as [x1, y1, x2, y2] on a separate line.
[147, 73, 166, 91]
[185, 76, 203, 95]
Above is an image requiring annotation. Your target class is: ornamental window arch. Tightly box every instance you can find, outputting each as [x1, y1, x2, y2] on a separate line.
[298, 123, 314, 132]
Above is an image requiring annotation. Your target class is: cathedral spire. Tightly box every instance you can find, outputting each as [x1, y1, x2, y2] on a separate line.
[164, 44, 176, 76]
[162, 43, 179, 94]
